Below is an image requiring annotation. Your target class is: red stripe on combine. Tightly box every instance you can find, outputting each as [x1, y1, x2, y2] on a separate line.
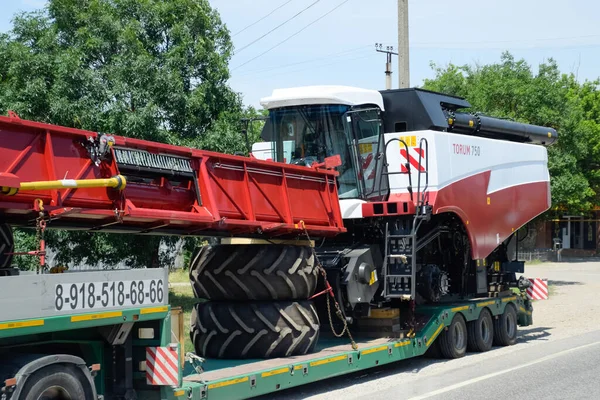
[400, 149, 425, 172]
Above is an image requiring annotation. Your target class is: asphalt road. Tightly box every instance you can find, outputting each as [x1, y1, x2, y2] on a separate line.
[365, 329, 600, 400]
[258, 260, 600, 400]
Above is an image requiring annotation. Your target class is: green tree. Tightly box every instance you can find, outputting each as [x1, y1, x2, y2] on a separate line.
[422, 52, 600, 214]
[1, 0, 247, 269]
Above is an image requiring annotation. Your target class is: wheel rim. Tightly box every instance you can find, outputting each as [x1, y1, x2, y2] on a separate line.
[481, 317, 490, 343]
[37, 385, 72, 400]
[454, 321, 466, 350]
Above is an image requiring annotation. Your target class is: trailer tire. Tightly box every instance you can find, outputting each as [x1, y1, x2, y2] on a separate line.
[0, 223, 14, 269]
[438, 313, 467, 359]
[424, 337, 442, 358]
[494, 304, 518, 346]
[467, 308, 494, 352]
[19, 364, 88, 400]
[190, 300, 320, 359]
[189, 244, 318, 301]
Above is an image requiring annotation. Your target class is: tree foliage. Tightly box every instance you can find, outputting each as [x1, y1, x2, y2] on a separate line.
[1, 0, 254, 269]
[422, 52, 600, 214]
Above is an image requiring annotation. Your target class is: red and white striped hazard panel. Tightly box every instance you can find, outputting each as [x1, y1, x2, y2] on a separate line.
[526, 278, 548, 300]
[400, 147, 426, 173]
[146, 346, 179, 386]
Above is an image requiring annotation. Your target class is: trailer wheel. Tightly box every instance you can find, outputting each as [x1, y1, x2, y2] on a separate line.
[424, 337, 442, 358]
[438, 313, 467, 359]
[467, 308, 494, 352]
[189, 244, 318, 301]
[190, 300, 320, 359]
[19, 364, 88, 400]
[494, 304, 518, 346]
[0, 223, 14, 269]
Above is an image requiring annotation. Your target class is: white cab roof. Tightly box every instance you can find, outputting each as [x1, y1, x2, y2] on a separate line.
[260, 85, 385, 110]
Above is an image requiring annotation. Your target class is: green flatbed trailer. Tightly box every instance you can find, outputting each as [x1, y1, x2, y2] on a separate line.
[0, 268, 534, 400]
[174, 294, 533, 400]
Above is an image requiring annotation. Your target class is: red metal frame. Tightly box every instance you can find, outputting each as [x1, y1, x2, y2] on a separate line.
[0, 113, 345, 238]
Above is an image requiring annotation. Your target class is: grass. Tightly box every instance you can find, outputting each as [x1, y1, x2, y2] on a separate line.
[168, 268, 190, 283]
[168, 280, 197, 357]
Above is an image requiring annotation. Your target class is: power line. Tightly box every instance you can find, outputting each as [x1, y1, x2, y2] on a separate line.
[232, 0, 352, 71]
[236, 53, 373, 83]
[235, 45, 372, 76]
[411, 33, 600, 46]
[235, 0, 320, 54]
[232, 0, 295, 37]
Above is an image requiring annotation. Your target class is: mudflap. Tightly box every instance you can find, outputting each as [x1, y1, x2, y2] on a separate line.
[517, 295, 533, 326]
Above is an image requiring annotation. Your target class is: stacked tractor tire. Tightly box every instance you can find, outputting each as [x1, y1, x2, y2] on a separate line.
[189, 244, 321, 359]
[0, 223, 13, 270]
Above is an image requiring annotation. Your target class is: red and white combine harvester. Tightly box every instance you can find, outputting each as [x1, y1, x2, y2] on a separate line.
[0, 85, 557, 400]
[250, 85, 555, 329]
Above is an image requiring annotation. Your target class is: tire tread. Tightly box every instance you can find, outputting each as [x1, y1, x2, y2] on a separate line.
[0, 223, 13, 269]
[190, 244, 318, 301]
[190, 300, 320, 359]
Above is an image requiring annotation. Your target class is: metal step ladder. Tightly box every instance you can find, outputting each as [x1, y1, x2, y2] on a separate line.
[383, 223, 416, 298]
[382, 138, 431, 299]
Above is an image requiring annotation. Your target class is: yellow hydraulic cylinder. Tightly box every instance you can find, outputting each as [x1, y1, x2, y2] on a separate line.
[1, 175, 126, 195]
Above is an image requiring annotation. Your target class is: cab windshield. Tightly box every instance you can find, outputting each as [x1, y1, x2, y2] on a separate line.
[260, 104, 359, 198]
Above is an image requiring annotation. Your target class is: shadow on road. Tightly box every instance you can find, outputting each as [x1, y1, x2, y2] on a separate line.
[548, 280, 583, 286]
[255, 324, 556, 400]
[555, 257, 600, 264]
[517, 326, 552, 343]
[254, 354, 450, 400]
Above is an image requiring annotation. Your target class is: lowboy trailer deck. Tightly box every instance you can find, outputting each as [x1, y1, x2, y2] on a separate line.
[179, 294, 532, 400]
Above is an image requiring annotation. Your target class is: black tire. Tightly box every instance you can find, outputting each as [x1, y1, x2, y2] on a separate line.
[20, 365, 88, 400]
[190, 300, 320, 359]
[189, 244, 318, 301]
[438, 313, 468, 359]
[467, 308, 494, 352]
[424, 337, 442, 358]
[494, 304, 518, 346]
[0, 223, 14, 269]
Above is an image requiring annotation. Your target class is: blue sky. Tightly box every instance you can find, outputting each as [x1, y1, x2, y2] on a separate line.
[2, 0, 600, 108]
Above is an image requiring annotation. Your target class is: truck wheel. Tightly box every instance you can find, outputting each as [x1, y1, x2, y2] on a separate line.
[494, 304, 518, 346]
[438, 313, 467, 359]
[190, 300, 320, 359]
[19, 364, 88, 400]
[0, 223, 14, 269]
[424, 337, 442, 358]
[467, 308, 494, 352]
[189, 244, 318, 301]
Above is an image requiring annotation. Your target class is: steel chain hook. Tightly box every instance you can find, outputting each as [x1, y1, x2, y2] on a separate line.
[298, 221, 357, 351]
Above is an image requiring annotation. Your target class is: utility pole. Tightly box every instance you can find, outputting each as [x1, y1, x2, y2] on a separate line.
[375, 43, 398, 90]
[398, 0, 410, 88]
